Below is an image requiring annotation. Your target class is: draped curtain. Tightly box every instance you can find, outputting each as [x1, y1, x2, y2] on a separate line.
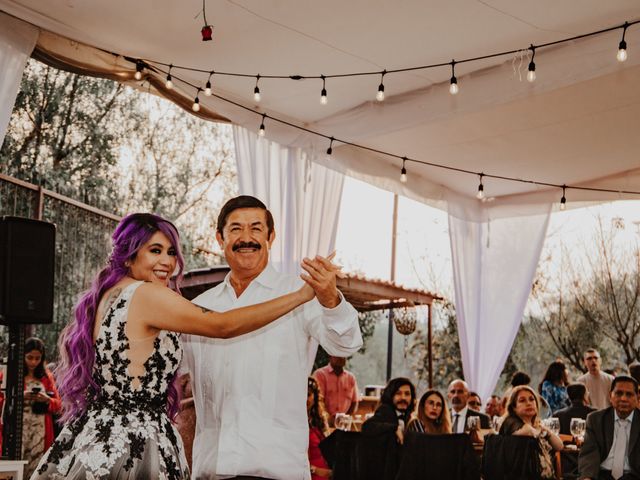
[447, 198, 552, 402]
[0, 12, 38, 146]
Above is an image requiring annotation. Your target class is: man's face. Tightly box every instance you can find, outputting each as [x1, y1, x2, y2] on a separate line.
[393, 385, 412, 412]
[467, 394, 482, 412]
[610, 381, 638, 418]
[485, 396, 502, 417]
[329, 356, 346, 370]
[583, 351, 602, 374]
[216, 208, 274, 279]
[448, 381, 469, 412]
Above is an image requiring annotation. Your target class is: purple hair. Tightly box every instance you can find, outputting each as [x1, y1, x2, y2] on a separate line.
[56, 213, 185, 423]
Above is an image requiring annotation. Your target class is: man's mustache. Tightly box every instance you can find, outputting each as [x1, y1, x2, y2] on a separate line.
[232, 241, 261, 251]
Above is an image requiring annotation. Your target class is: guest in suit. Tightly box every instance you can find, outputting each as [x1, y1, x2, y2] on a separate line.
[555, 383, 596, 435]
[467, 391, 482, 412]
[447, 379, 490, 433]
[578, 375, 640, 480]
[407, 389, 452, 434]
[499, 385, 564, 479]
[362, 377, 416, 445]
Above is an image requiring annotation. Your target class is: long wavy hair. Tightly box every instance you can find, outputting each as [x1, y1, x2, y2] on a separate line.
[56, 213, 185, 423]
[500, 385, 541, 434]
[381, 377, 416, 423]
[24, 337, 47, 379]
[307, 377, 329, 434]
[415, 389, 452, 434]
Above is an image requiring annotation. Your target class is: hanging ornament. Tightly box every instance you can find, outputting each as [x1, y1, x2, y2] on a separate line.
[394, 306, 417, 335]
[200, 0, 213, 41]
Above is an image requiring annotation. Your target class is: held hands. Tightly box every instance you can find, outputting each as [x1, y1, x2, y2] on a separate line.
[24, 390, 51, 404]
[300, 252, 343, 308]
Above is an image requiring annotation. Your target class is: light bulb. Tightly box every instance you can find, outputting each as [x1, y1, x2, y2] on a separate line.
[134, 71, 142, 80]
[254, 86, 261, 102]
[449, 78, 459, 95]
[259, 124, 265, 136]
[376, 84, 385, 101]
[617, 42, 628, 62]
[205, 80, 212, 96]
[560, 198, 566, 210]
[476, 186, 485, 200]
[400, 166, 407, 183]
[527, 70, 536, 82]
[192, 97, 200, 112]
[320, 88, 328, 105]
[166, 76, 173, 90]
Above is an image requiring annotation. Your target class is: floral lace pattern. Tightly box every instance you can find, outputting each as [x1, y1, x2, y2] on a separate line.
[32, 281, 189, 480]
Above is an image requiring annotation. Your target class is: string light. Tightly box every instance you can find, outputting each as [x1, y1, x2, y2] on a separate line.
[205, 71, 213, 96]
[476, 173, 485, 199]
[527, 46, 537, 83]
[254, 75, 261, 102]
[258, 114, 266, 136]
[560, 185, 567, 210]
[134, 61, 143, 80]
[326, 137, 334, 156]
[617, 22, 629, 62]
[449, 61, 459, 95]
[192, 90, 201, 112]
[400, 157, 407, 183]
[376, 70, 386, 101]
[320, 75, 328, 105]
[166, 65, 174, 90]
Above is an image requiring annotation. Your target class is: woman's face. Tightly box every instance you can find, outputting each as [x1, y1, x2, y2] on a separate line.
[423, 393, 443, 421]
[25, 349, 42, 374]
[128, 231, 177, 287]
[514, 390, 538, 421]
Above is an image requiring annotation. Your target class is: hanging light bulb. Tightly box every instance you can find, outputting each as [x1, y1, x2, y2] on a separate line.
[449, 61, 458, 95]
[192, 93, 201, 112]
[258, 114, 266, 136]
[254, 75, 261, 102]
[134, 61, 143, 80]
[326, 137, 334, 157]
[617, 22, 629, 62]
[165, 65, 173, 90]
[376, 70, 386, 101]
[527, 46, 536, 82]
[320, 75, 328, 105]
[476, 174, 485, 200]
[560, 185, 567, 211]
[205, 71, 213, 96]
[400, 157, 407, 183]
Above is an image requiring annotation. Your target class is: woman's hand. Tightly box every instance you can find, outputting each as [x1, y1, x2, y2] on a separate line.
[514, 422, 538, 437]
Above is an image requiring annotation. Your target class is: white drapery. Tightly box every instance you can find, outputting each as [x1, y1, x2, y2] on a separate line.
[233, 125, 345, 371]
[447, 198, 552, 402]
[0, 12, 38, 146]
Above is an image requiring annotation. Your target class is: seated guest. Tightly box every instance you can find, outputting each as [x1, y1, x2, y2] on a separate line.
[313, 355, 359, 427]
[362, 377, 416, 445]
[307, 377, 332, 479]
[447, 379, 490, 433]
[539, 360, 570, 414]
[485, 394, 505, 418]
[555, 383, 596, 435]
[578, 375, 640, 480]
[499, 385, 564, 479]
[505, 370, 551, 419]
[467, 391, 482, 412]
[407, 389, 452, 434]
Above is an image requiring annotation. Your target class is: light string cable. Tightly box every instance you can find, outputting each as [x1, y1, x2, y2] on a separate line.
[145, 62, 640, 199]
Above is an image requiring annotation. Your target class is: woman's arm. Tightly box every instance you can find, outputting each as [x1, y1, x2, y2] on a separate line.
[135, 281, 315, 338]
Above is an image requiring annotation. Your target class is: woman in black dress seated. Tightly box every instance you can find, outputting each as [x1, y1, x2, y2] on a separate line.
[406, 389, 452, 434]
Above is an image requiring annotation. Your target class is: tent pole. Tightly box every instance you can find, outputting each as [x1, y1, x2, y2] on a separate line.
[386, 194, 399, 382]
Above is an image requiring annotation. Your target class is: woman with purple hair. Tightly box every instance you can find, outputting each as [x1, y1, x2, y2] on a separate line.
[32, 213, 315, 480]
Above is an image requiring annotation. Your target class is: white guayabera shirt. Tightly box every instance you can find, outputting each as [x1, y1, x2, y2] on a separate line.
[181, 263, 362, 480]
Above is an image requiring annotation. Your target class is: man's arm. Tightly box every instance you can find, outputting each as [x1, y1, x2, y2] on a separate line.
[578, 412, 602, 480]
[346, 375, 359, 415]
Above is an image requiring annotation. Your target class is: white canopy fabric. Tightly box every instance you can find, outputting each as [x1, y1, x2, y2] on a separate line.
[1, 2, 640, 395]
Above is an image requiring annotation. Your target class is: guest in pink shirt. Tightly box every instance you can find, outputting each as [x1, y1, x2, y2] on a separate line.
[313, 356, 359, 426]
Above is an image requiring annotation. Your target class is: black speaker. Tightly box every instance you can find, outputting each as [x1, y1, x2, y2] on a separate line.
[0, 216, 55, 325]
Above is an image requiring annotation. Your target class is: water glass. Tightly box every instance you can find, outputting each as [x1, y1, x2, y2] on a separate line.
[466, 416, 480, 431]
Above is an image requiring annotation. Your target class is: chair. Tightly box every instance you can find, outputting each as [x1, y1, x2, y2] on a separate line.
[482, 434, 542, 480]
[319, 430, 361, 480]
[396, 433, 481, 480]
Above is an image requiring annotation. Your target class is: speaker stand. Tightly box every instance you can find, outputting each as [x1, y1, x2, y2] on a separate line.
[2, 323, 25, 459]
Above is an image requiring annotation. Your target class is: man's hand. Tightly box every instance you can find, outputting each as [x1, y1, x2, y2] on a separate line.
[301, 253, 342, 308]
[396, 425, 405, 445]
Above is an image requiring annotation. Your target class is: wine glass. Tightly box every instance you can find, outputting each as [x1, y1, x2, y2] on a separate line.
[492, 415, 503, 432]
[547, 417, 560, 436]
[466, 416, 480, 431]
[570, 417, 585, 441]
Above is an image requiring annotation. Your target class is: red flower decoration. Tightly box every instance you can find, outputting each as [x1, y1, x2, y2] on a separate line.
[201, 25, 213, 41]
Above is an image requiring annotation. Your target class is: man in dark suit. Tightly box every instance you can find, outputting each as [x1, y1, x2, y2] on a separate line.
[447, 379, 490, 433]
[362, 377, 416, 444]
[579, 375, 640, 480]
[556, 383, 596, 435]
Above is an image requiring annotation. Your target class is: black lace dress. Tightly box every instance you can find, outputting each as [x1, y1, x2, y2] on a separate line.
[32, 281, 190, 480]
